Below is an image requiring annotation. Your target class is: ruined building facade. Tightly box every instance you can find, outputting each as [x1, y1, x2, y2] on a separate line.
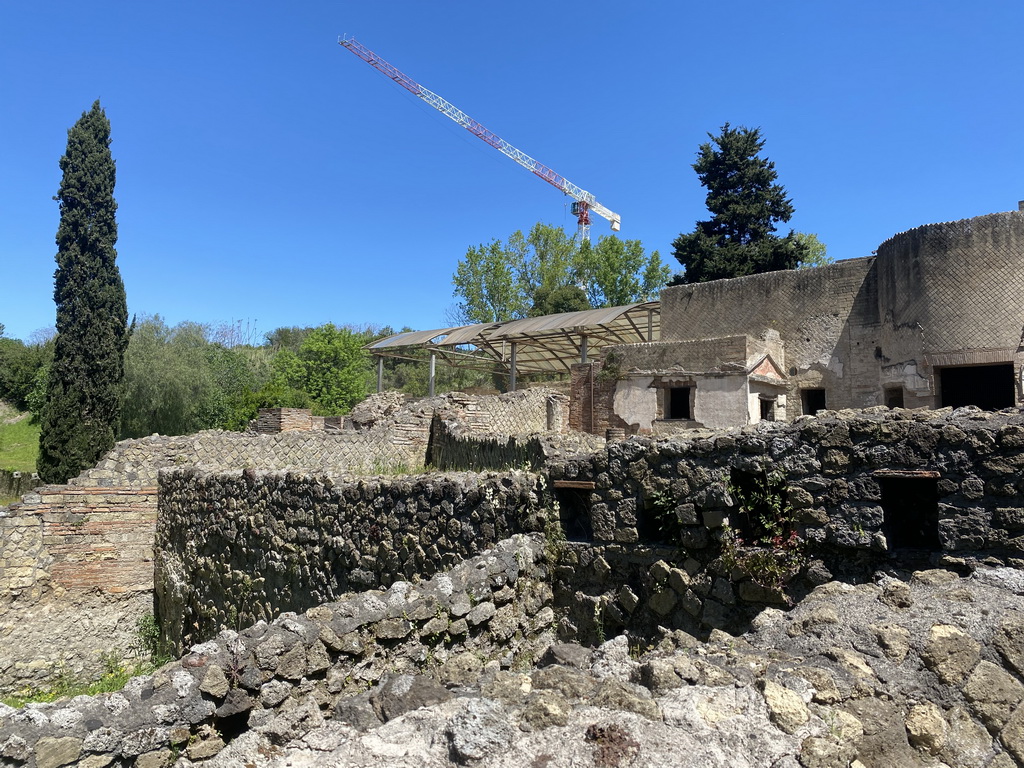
[574, 207, 1024, 435]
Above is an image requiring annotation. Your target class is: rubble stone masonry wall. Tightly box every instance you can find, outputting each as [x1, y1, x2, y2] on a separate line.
[155, 468, 553, 654]
[546, 405, 1024, 643]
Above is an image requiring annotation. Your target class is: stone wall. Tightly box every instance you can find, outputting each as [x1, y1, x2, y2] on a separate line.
[0, 535, 558, 767]
[658, 257, 879, 418]
[0, 470, 40, 500]
[427, 410, 605, 472]
[547, 405, 1024, 641]
[876, 211, 1024, 406]
[155, 469, 553, 654]
[0, 485, 158, 694]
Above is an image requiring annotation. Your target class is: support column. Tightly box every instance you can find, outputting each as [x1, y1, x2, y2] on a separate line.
[580, 335, 588, 364]
[509, 342, 517, 392]
[376, 356, 384, 393]
[647, 310, 654, 342]
[429, 352, 436, 397]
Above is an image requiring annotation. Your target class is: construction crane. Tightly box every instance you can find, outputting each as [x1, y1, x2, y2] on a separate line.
[338, 36, 621, 241]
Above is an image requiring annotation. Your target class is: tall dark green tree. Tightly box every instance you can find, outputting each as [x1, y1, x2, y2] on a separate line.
[38, 101, 130, 483]
[671, 123, 808, 284]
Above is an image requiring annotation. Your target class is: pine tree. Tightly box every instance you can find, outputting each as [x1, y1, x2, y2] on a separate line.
[671, 123, 807, 283]
[38, 101, 130, 483]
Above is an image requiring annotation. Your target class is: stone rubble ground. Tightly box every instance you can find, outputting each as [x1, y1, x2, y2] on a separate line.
[5, 553, 1024, 767]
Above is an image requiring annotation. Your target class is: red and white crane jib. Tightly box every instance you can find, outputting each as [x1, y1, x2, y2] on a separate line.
[338, 36, 621, 239]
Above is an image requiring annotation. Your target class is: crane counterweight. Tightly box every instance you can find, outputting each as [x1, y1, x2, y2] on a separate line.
[338, 36, 620, 240]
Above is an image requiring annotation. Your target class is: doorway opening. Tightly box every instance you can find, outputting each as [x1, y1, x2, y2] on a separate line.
[879, 474, 940, 550]
[938, 363, 1014, 410]
[802, 388, 827, 415]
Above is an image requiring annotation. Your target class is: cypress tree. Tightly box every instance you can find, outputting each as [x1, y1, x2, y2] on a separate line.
[671, 123, 808, 283]
[38, 101, 130, 483]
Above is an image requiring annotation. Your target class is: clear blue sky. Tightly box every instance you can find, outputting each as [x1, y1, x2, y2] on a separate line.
[2, 2, 1022, 343]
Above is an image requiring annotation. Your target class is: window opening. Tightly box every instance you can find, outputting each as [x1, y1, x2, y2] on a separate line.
[759, 397, 776, 422]
[884, 387, 905, 408]
[938, 363, 1014, 410]
[879, 475, 940, 550]
[667, 386, 692, 420]
[802, 388, 827, 415]
[554, 487, 593, 542]
[728, 468, 794, 544]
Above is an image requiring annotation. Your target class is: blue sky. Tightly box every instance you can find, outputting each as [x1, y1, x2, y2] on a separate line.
[2, 2, 1022, 343]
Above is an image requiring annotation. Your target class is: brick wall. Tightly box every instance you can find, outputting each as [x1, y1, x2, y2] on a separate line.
[658, 257, 880, 418]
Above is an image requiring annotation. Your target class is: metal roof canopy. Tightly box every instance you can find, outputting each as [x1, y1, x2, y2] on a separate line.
[367, 302, 660, 381]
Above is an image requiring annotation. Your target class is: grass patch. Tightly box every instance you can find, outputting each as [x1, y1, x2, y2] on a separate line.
[1, 654, 164, 708]
[0, 415, 39, 473]
[1, 614, 173, 707]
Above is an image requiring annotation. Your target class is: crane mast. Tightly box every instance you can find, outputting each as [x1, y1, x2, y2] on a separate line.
[339, 36, 621, 241]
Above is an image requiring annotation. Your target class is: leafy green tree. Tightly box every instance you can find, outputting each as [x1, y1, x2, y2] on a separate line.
[39, 102, 130, 483]
[273, 324, 370, 415]
[453, 223, 667, 323]
[671, 123, 808, 284]
[795, 232, 833, 268]
[582, 237, 671, 307]
[120, 318, 216, 438]
[0, 337, 53, 412]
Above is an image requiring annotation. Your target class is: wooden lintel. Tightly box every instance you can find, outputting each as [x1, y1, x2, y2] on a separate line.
[872, 470, 941, 479]
[553, 479, 597, 490]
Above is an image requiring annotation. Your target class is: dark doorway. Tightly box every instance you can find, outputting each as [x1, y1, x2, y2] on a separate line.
[885, 388, 905, 408]
[802, 388, 827, 415]
[759, 397, 776, 422]
[939, 364, 1015, 410]
[554, 487, 593, 542]
[879, 476, 940, 549]
[667, 387, 692, 420]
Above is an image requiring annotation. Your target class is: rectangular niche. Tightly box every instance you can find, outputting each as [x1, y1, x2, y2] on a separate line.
[802, 388, 827, 415]
[876, 471, 940, 550]
[553, 480, 594, 542]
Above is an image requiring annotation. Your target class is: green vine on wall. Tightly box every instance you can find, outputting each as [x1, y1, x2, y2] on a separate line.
[721, 467, 806, 601]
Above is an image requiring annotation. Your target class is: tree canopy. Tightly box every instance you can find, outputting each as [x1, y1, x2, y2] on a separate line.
[38, 101, 130, 483]
[671, 123, 809, 284]
[452, 223, 670, 324]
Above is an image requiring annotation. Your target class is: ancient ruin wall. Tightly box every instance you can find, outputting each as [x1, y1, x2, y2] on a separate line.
[658, 257, 880, 415]
[155, 468, 553, 653]
[876, 210, 1024, 359]
[547, 405, 1024, 640]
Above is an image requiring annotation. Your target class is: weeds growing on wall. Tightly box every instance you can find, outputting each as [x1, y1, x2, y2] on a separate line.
[2, 613, 172, 707]
[721, 467, 806, 601]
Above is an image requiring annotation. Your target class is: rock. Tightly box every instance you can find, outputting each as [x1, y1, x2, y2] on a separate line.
[199, 664, 230, 699]
[590, 678, 661, 721]
[760, 680, 809, 734]
[215, 687, 254, 719]
[963, 660, 1024, 731]
[871, 623, 911, 663]
[993, 613, 1024, 677]
[541, 642, 592, 669]
[638, 658, 685, 694]
[879, 581, 913, 609]
[275, 641, 307, 680]
[521, 689, 570, 729]
[787, 605, 839, 637]
[911, 569, 960, 586]
[333, 691, 382, 731]
[134, 750, 174, 768]
[440, 651, 485, 687]
[1000, 703, 1024, 765]
[531, 665, 595, 700]
[445, 698, 514, 764]
[905, 702, 947, 754]
[921, 624, 980, 685]
[369, 674, 452, 722]
[33, 736, 82, 768]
